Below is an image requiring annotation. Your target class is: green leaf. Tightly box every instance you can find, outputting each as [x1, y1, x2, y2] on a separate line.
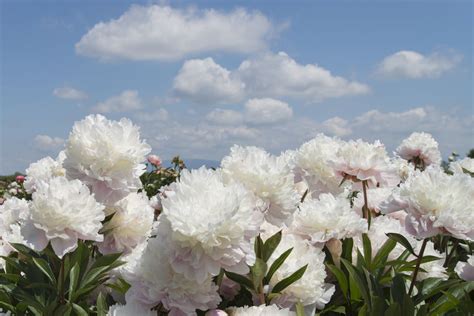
[250, 258, 267, 291]
[362, 234, 372, 268]
[342, 238, 353, 262]
[32, 257, 56, 285]
[262, 230, 282, 262]
[390, 274, 406, 305]
[327, 264, 349, 297]
[271, 264, 307, 293]
[265, 248, 293, 283]
[386, 233, 416, 256]
[68, 262, 80, 301]
[341, 258, 370, 307]
[384, 303, 401, 316]
[72, 303, 88, 316]
[90, 253, 122, 270]
[224, 271, 254, 291]
[254, 235, 264, 259]
[372, 239, 396, 269]
[96, 292, 108, 316]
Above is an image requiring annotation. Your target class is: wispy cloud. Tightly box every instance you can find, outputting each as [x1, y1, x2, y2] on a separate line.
[92, 90, 142, 113]
[53, 86, 88, 100]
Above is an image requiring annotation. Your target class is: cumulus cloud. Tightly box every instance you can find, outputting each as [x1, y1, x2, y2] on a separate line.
[75, 5, 275, 61]
[173, 52, 370, 104]
[53, 87, 88, 100]
[321, 117, 352, 137]
[34, 135, 65, 151]
[92, 90, 142, 113]
[174, 58, 245, 104]
[244, 98, 293, 124]
[206, 109, 243, 125]
[376, 50, 462, 79]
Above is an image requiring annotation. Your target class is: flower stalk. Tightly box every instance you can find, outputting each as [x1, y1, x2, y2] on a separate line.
[408, 238, 428, 295]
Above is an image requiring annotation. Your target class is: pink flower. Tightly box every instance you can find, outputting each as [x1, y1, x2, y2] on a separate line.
[147, 155, 162, 167]
[16, 175, 25, 183]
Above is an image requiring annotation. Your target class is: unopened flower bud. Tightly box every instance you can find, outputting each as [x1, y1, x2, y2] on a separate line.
[147, 154, 162, 167]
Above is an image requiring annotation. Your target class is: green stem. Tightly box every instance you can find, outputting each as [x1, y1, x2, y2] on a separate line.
[58, 257, 65, 304]
[444, 239, 459, 268]
[362, 180, 371, 228]
[408, 238, 428, 296]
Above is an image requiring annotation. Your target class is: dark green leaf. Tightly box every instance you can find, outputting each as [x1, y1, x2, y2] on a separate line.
[32, 257, 56, 285]
[68, 262, 80, 301]
[250, 258, 267, 291]
[271, 264, 307, 293]
[386, 233, 416, 256]
[96, 292, 108, 316]
[262, 230, 282, 262]
[265, 248, 293, 283]
[72, 303, 88, 316]
[224, 271, 254, 291]
[327, 264, 349, 297]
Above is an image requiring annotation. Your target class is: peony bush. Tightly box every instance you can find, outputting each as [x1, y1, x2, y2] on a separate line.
[1, 115, 473, 316]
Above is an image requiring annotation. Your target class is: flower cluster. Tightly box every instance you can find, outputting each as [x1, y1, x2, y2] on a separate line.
[1, 114, 473, 316]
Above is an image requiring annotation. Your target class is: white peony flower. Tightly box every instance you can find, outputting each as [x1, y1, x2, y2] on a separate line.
[290, 193, 367, 244]
[226, 305, 296, 316]
[455, 255, 474, 281]
[98, 192, 154, 255]
[0, 197, 28, 267]
[391, 157, 415, 182]
[381, 166, 474, 240]
[125, 232, 221, 315]
[396, 132, 442, 167]
[294, 134, 346, 197]
[331, 139, 400, 189]
[107, 302, 154, 316]
[24, 152, 66, 193]
[221, 145, 300, 226]
[416, 241, 447, 281]
[21, 177, 105, 258]
[63, 114, 151, 205]
[161, 167, 263, 282]
[450, 157, 474, 175]
[352, 187, 394, 216]
[268, 233, 335, 309]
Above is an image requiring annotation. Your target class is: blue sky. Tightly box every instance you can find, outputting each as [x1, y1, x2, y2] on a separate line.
[1, 0, 472, 174]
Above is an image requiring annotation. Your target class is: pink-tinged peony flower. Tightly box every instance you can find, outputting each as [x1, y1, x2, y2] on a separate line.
[24, 152, 66, 193]
[293, 134, 347, 197]
[160, 167, 264, 282]
[21, 177, 105, 258]
[352, 187, 406, 222]
[330, 139, 400, 189]
[226, 305, 295, 316]
[15, 175, 25, 183]
[124, 232, 221, 315]
[396, 132, 442, 168]
[97, 192, 154, 255]
[107, 302, 154, 316]
[206, 310, 229, 316]
[0, 197, 28, 267]
[381, 166, 474, 240]
[450, 157, 474, 175]
[290, 193, 367, 244]
[455, 255, 474, 281]
[147, 154, 162, 167]
[221, 145, 300, 226]
[63, 114, 151, 205]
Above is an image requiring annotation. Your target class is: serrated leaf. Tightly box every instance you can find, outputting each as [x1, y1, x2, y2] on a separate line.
[271, 264, 307, 293]
[386, 233, 416, 256]
[262, 230, 282, 262]
[265, 247, 293, 283]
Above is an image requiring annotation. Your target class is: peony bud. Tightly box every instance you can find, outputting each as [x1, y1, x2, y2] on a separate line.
[205, 310, 228, 316]
[16, 175, 25, 183]
[147, 154, 162, 167]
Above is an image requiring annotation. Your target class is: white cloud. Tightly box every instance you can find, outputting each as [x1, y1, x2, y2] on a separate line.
[173, 52, 370, 104]
[206, 109, 243, 125]
[34, 135, 65, 151]
[92, 90, 142, 113]
[321, 117, 352, 136]
[53, 87, 88, 100]
[244, 98, 293, 124]
[173, 58, 245, 104]
[134, 108, 169, 122]
[376, 50, 461, 79]
[75, 5, 275, 61]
